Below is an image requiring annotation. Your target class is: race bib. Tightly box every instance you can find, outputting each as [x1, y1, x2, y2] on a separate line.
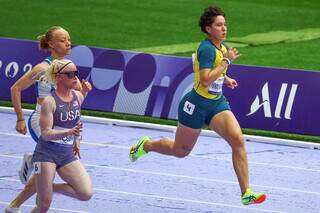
[51, 126, 74, 145]
[183, 101, 195, 115]
[208, 76, 224, 95]
[34, 162, 41, 174]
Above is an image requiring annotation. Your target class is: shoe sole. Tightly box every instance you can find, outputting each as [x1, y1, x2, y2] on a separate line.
[18, 154, 33, 184]
[254, 194, 266, 204]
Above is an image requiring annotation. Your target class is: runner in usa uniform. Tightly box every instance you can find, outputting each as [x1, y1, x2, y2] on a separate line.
[31, 59, 92, 213]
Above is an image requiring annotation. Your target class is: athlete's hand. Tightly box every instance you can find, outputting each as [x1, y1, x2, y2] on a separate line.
[16, 120, 27, 135]
[81, 80, 92, 94]
[225, 77, 238, 89]
[73, 139, 81, 158]
[69, 122, 83, 136]
[225, 47, 241, 62]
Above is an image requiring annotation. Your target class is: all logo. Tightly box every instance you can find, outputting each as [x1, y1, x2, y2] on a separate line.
[247, 82, 298, 119]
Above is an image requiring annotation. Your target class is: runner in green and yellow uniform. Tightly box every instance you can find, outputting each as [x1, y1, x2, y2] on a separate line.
[129, 5, 266, 205]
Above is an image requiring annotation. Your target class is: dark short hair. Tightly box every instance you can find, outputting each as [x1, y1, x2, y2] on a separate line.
[199, 6, 225, 34]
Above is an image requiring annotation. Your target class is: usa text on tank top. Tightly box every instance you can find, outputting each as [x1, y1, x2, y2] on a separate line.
[52, 90, 81, 129]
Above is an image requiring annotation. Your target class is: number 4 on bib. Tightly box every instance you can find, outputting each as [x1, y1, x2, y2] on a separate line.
[183, 101, 195, 115]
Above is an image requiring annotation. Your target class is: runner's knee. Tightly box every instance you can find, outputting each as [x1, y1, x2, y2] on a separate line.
[173, 145, 192, 158]
[38, 196, 52, 212]
[229, 133, 245, 149]
[77, 189, 93, 201]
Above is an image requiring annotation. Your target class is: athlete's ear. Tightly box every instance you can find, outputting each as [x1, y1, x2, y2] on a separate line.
[56, 73, 63, 81]
[48, 40, 54, 49]
[205, 26, 211, 34]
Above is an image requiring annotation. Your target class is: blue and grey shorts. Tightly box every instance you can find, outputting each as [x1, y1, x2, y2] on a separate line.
[32, 140, 77, 170]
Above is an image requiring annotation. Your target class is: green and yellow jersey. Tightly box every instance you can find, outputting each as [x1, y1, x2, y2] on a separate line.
[193, 38, 228, 99]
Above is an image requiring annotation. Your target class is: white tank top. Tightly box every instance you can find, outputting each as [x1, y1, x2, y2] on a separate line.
[35, 56, 55, 99]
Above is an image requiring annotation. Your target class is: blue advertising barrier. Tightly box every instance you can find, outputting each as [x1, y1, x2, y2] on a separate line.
[0, 38, 319, 135]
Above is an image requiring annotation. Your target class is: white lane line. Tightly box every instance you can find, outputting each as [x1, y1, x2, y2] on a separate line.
[188, 154, 320, 173]
[0, 201, 89, 213]
[1, 107, 319, 150]
[84, 164, 320, 196]
[1, 131, 319, 173]
[0, 177, 18, 182]
[0, 132, 30, 138]
[0, 154, 22, 159]
[0, 179, 285, 213]
[0, 155, 319, 196]
[82, 142, 320, 173]
[94, 188, 287, 213]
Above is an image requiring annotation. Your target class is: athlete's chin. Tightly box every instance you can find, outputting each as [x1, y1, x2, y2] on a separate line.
[217, 38, 225, 43]
[70, 81, 78, 88]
